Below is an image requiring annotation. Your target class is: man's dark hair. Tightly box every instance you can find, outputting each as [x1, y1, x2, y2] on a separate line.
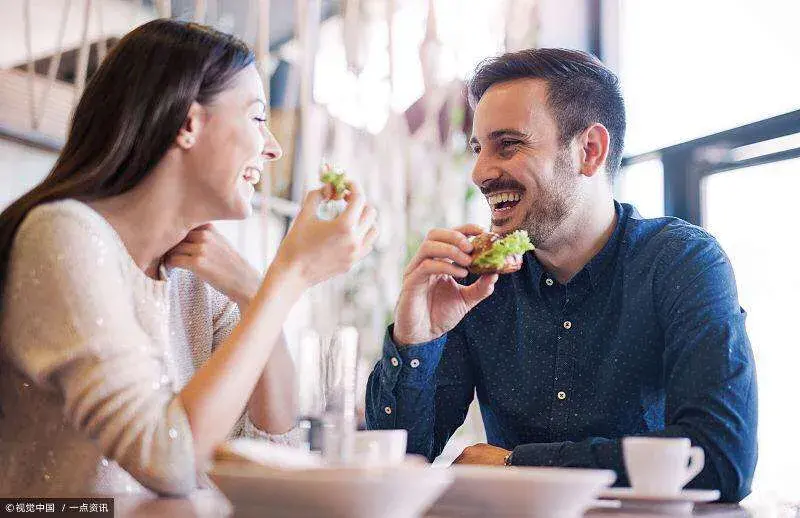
[467, 48, 626, 178]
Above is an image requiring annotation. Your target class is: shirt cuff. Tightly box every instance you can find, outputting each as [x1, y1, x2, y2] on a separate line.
[510, 442, 565, 467]
[380, 324, 447, 389]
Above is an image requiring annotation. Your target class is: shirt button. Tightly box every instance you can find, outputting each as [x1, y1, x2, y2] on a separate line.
[563, 321, 572, 330]
[557, 391, 567, 400]
[384, 406, 393, 415]
[545, 278, 554, 286]
[410, 359, 420, 368]
[390, 357, 399, 367]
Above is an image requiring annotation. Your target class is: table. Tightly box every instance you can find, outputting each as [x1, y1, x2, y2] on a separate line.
[114, 490, 799, 518]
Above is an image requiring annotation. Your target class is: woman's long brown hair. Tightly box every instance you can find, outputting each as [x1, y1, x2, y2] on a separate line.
[0, 19, 255, 310]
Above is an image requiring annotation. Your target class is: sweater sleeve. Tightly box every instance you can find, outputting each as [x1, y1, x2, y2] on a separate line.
[207, 286, 300, 446]
[1, 205, 197, 496]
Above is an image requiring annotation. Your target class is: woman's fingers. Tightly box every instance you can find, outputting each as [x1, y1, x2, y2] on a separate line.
[356, 205, 378, 240]
[339, 180, 366, 227]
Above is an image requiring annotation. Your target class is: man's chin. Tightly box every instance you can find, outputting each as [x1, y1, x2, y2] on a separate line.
[491, 216, 518, 235]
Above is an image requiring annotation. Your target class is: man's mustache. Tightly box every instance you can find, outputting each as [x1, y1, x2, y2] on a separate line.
[479, 178, 526, 196]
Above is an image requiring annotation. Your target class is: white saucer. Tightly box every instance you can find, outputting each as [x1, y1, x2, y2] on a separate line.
[599, 488, 721, 503]
[598, 488, 721, 515]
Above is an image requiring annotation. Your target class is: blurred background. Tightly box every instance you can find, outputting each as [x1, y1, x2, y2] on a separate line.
[1, 0, 798, 505]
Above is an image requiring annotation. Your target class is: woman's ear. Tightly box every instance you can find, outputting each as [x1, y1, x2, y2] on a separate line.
[176, 102, 204, 150]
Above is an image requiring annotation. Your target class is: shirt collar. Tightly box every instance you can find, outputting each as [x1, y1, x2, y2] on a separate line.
[583, 200, 627, 290]
[524, 201, 628, 292]
[524, 251, 546, 297]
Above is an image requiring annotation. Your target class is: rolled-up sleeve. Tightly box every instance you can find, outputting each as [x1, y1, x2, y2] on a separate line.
[506, 229, 757, 503]
[207, 290, 301, 447]
[654, 230, 757, 502]
[366, 324, 475, 461]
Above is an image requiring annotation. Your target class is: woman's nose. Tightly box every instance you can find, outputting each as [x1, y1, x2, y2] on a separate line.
[261, 130, 283, 161]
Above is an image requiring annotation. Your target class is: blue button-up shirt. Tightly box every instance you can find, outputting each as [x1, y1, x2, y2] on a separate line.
[366, 202, 757, 503]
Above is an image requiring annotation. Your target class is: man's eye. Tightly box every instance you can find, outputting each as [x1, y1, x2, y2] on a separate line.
[471, 145, 481, 154]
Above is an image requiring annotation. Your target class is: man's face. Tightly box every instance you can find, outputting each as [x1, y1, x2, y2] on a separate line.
[470, 78, 581, 246]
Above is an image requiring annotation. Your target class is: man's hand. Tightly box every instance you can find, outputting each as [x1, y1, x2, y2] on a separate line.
[165, 224, 260, 308]
[393, 224, 499, 346]
[452, 443, 510, 466]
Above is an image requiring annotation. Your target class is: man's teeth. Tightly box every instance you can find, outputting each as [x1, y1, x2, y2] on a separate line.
[487, 192, 522, 208]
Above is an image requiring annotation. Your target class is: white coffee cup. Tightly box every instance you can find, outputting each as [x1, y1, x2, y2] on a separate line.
[622, 437, 705, 495]
[353, 430, 408, 466]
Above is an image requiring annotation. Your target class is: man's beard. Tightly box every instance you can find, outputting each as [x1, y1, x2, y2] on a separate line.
[520, 150, 581, 248]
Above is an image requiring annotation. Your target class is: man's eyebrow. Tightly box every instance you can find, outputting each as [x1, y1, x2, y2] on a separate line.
[469, 129, 532, 146]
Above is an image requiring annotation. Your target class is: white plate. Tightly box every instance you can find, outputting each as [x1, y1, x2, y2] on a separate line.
[209, 459, 453, 518]
[429, 466, 617, 518]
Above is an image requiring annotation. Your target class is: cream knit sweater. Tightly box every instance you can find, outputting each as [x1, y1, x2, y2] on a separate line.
[0, 200, 294, 497]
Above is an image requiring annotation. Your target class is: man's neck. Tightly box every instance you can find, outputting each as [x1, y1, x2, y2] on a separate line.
[534, 196, 617, 284]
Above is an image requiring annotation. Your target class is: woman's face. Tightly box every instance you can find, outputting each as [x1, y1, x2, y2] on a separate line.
[183, 64, 282, 220]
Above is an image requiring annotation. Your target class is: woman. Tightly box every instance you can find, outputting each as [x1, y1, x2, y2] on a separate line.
[0, 20, 376, 497]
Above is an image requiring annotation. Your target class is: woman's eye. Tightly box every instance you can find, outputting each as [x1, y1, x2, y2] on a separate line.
[471, 145, 481, 155]
[501, 140, 520, 148]
[253, 117, 267, 124]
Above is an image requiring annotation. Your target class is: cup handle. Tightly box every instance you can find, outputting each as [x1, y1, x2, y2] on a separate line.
[682, 446, 705, 487]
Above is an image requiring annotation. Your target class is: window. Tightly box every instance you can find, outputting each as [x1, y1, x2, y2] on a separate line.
[617, 1, 800, 500]
[703, 158, 800, 499]
[613, 158, 664, 218]
[619, 0, 800, 155]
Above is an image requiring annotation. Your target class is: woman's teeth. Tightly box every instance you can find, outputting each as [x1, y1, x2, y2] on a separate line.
[488, 192, 523, 212]
[244, 169, 261, 185]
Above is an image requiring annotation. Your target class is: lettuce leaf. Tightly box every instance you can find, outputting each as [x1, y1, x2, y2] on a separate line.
[320, 165, 349, 196]
[472, 230, 535, 269]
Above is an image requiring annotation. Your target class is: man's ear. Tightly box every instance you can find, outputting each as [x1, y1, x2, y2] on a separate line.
[175, 101, 205, 150]
[577, 123, 610, 178]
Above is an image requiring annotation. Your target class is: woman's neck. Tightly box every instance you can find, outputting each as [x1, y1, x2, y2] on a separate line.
[89, 170, 198, 280]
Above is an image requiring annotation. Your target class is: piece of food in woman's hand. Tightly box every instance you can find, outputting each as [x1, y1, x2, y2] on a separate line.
[468, 230, 535, 275]
[320, 163, 351, 200]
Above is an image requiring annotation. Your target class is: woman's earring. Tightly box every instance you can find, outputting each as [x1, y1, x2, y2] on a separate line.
[184, 135, 195, 147]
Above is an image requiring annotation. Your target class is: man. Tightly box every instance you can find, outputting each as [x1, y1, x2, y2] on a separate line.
[365, 48, 756, 503]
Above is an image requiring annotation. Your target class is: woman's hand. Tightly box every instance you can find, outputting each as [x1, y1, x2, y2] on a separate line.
[165, 224, 260, 308]
[272, 180, 378, 289]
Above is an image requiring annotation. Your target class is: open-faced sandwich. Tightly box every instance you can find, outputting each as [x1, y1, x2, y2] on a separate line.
[468, 230, 535, 275]
[320, 163, 351, 201]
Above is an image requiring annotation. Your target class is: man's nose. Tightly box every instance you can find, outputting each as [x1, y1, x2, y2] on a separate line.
[471, 155, 501, 190]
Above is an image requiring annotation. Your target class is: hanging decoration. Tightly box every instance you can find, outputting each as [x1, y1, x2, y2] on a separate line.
[74, 0, 94, 101]
[505, 0, 540, 51]
[156, 0, 171, 18]
[194, 0, 207, 23]
[342, 0, 367, 76]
